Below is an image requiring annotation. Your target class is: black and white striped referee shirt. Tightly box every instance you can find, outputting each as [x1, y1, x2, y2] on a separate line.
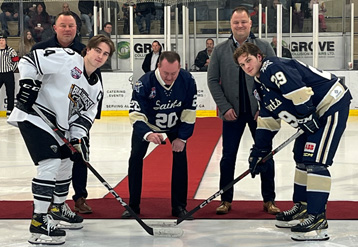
[0, 45, 19, 73]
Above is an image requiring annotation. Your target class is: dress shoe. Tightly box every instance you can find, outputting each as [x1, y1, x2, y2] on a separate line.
[216, 201, 231, 215]
[74, 197, 92, 214]
[263, 201, 281, 215]
[172, 207, 194, 220]
[121, 207, 140, 219]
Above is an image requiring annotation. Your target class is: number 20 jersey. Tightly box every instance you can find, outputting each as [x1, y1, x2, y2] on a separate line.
[129, 68, 197, 141]
[253, 56, 352, 147]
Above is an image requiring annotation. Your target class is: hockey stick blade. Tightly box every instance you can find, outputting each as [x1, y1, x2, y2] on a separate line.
[146, 220, 177, 227]
[147, 129, 304, 227]
[32, 105, 183, 238]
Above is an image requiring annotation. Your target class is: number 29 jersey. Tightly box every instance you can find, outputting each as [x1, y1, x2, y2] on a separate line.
[253, 56, 352, 148]
[129, 68, 197, 141]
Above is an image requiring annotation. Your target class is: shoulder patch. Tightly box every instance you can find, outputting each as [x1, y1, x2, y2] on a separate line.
[253, 89, 261, 101]
[133, 80, 143, 93]
[71, 67, 82, 79]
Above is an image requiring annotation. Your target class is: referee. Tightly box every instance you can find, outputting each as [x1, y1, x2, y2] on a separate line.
[0, 31, 19, 117]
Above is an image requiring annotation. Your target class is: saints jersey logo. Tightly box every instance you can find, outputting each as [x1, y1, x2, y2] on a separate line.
[68, 84, 95, 119]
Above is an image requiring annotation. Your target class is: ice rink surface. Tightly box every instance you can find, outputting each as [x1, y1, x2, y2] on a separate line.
[1, 116, 357, 246]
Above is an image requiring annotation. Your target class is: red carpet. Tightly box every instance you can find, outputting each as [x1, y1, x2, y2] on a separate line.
[104, 117, 223, 199]
[1, 199, 357, 220]
[1, 117, 358, 220]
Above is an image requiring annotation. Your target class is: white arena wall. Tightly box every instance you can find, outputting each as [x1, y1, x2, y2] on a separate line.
[1, 70, 357, 117]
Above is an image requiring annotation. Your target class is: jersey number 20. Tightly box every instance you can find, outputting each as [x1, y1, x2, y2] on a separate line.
[156, 112, 178, 129]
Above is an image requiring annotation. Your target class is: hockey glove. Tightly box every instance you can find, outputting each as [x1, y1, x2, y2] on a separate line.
[70, 137, 90, 163]
[248, 146, 271, 178]
[297, 111, 320, 134]
[16, 79, 42, 111]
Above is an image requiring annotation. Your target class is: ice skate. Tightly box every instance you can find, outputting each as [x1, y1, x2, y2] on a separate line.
[275, 202, 307, 228]
[291, 212, 329, 241]
[50, 202, 84, 229]
[28, 213, 66, 245]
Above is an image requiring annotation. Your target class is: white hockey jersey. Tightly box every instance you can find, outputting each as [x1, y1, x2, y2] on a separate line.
[8, 48, 103, 142]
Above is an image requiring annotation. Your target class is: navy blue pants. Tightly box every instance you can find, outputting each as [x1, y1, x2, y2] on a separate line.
[128, 131, 188, 210]
[219, 113, 276, 203]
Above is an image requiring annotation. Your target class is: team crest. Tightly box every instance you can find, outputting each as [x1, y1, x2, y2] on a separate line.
[68, 84, 95, 119]
[71, 67, 82, 79]
[149, 87, 156, 99]
[133, 80, 143, 93]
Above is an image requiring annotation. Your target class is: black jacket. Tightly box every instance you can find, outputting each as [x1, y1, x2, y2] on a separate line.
[194, 49, 210, 71]
[142, 51, 161, 73]
[31, 35, 103, 119]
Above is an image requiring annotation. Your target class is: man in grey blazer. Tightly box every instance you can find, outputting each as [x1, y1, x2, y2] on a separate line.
[207, 6, 280, 215]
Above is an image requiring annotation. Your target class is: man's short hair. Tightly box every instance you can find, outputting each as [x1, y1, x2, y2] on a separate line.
[159, 51, 181, 65]
[231, 6, 250, 19]
[55, 11, 77, 25]
[206, 38, 214, 44]
[103, 22, 112, 28]
[0, 31, 8, 39]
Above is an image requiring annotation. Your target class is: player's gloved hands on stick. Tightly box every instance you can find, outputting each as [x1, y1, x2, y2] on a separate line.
[248, 146, 271, 178]
[297, 111, 320, 134]
[16, 79, 42, 111]
[70, 137, 90, 163]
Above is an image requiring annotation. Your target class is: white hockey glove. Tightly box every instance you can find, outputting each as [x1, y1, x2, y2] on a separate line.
[16, 79, 42, 111]
[297, 112, 320, 134]
[70, 137, 90, 163]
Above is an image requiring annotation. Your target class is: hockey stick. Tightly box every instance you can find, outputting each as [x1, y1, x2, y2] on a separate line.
[147, 129, 304, 227]
[32, 105, 183, 238]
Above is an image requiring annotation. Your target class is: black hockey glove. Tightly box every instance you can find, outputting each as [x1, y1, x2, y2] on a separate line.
[248, 146, 271, 178]
[16, 79, 42, 111]
[70, 137, 90, 163]
[297, 111, 320, 134]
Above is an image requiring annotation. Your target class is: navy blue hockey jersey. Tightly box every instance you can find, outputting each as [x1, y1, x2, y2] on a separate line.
[129, 68, 197, 141]
[253, 57, 352, 148]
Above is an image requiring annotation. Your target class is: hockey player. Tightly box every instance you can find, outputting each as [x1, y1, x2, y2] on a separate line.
[233, 42, 352, 241]
[7, 35, 115, 245]
[122, 51, 197, 219]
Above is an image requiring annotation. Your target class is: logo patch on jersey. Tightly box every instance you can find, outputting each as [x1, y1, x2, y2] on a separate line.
[149, 87, 156, 99]
[260, 60, 273, 73]
[68, 84, 95, 118]
[50, 145, 58, 153]
[253, 89, 261, 101]
[304, 142, 316, 153]
[133, 81, 143, 93]
[330, 85, 343, 99]
[71, 67, 82, 79]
